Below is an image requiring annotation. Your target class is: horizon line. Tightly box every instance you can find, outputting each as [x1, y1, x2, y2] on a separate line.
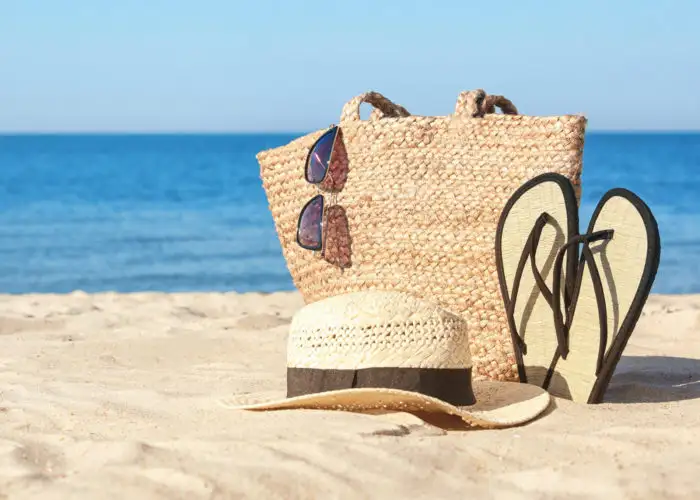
[1, 128, 699, 135]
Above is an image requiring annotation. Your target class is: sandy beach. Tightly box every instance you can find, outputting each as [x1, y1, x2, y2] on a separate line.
[0, 290, 698, 499]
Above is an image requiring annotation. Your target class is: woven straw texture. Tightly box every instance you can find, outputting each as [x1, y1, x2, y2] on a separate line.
[287, 290, 471, 370]
[257, 89, 586, 382]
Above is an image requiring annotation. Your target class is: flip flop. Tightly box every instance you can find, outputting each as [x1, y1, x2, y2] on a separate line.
[546, 188, 661, 403]
[495, 173, 579, 387]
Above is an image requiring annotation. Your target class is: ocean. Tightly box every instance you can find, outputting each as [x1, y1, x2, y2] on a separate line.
[0, 133, 697, 295]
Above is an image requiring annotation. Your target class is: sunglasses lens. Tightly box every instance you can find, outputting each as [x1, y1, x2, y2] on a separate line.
[305, 127, 337, 183]
[297, 195, 324, 250]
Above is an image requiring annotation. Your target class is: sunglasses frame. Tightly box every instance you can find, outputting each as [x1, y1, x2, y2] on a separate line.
[296, 125, 340, 253]
[303, 125, 339, 184]
[296, 193, 325, 252]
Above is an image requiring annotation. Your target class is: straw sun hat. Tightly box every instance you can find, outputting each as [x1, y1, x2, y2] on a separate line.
[223, 290, 551, 428]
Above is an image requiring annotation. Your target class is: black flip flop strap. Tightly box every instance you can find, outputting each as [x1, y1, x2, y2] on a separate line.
[506, 213, 556, 355]
[551, 229, 614, 363]
[579, 244, 609, 375]
[529, 216, 555, 307]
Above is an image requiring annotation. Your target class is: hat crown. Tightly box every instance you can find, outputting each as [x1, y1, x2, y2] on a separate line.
[287, 291, 472, 370]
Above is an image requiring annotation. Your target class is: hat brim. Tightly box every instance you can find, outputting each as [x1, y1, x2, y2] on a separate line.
[220, 380, 551, 429]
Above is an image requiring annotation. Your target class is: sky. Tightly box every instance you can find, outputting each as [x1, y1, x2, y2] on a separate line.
[2, 0, 699, 132]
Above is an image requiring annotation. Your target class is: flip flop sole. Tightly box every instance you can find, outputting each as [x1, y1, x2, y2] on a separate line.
[496, 174, 579, 387]
[548, 189, 660, 403]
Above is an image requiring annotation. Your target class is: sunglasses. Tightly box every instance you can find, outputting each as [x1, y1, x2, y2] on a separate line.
[296, 125, 340, 254]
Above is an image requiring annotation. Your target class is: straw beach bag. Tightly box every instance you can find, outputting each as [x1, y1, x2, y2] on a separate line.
[257, 89, 586, 382]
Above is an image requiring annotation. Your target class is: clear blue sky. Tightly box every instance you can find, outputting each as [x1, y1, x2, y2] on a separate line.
[2, 0, 699, 132]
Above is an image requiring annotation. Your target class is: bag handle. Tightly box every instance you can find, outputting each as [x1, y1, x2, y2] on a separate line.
[340, 91, 411, 123]
[454, 89, 518, 117]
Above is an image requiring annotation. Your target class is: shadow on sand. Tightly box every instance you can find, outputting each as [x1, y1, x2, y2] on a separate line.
[603, 355, 700, 403]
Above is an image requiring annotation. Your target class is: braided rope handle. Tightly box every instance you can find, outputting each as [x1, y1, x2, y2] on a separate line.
[455, 89, 518, 117]
[340, 91, 411, 123]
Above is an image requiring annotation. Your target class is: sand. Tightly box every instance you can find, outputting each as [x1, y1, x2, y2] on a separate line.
[0, 291, 698, 499]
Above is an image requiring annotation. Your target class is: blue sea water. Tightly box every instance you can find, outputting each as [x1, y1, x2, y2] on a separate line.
[0, 133, 698, 295]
